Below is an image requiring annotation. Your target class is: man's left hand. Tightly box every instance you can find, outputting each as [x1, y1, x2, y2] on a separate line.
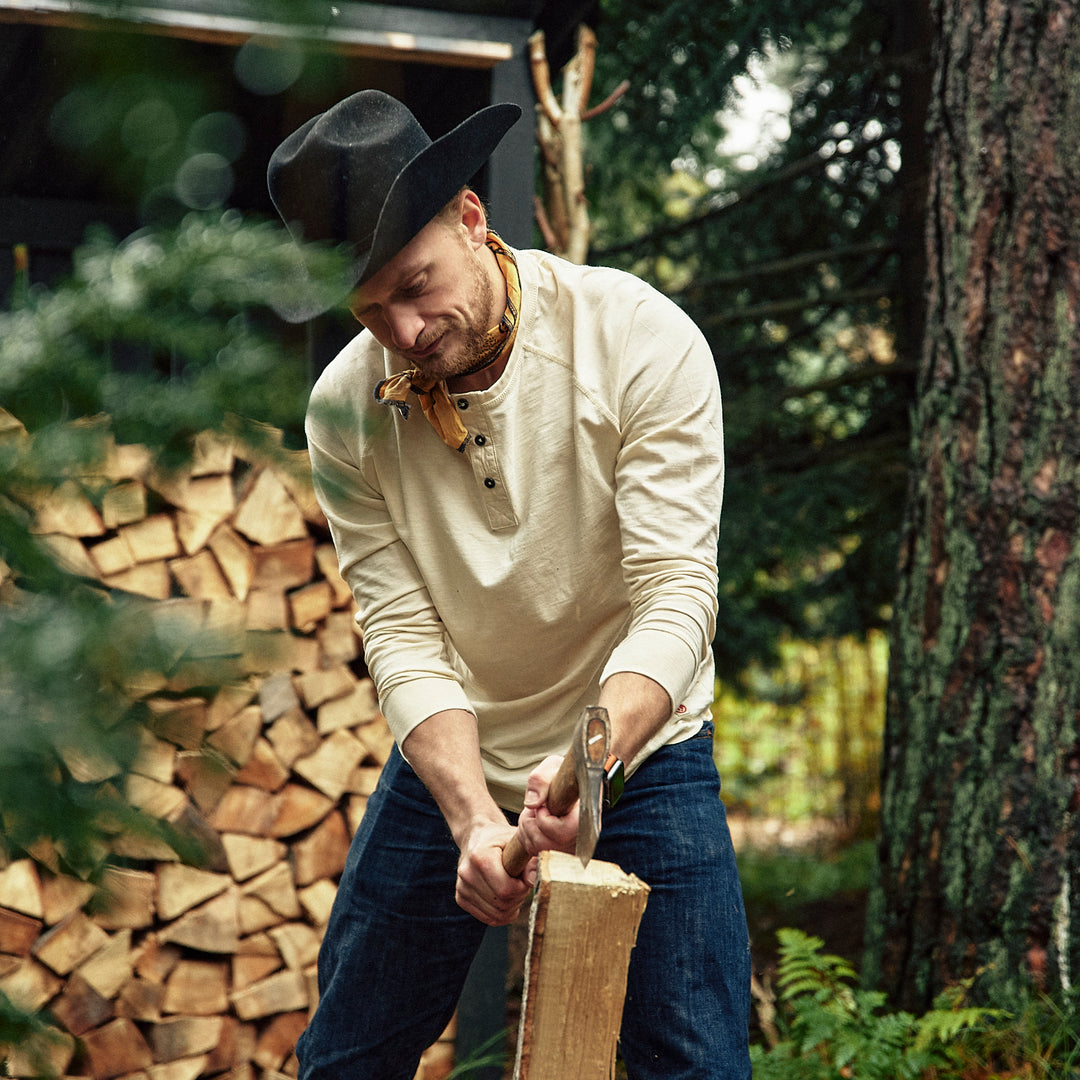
[514, 754, 581, 859]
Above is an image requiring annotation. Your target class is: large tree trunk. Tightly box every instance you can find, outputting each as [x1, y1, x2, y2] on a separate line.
[865, 0, 1080, 1010]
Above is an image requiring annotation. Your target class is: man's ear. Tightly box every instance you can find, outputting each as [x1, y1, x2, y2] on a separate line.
[459, 189, 488, 249]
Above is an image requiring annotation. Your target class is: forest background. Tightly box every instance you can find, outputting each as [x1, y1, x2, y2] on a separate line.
[2, 0, 1079, 1074]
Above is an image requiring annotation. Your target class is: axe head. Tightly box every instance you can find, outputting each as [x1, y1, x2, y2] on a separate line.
[571, 705, 610, 867]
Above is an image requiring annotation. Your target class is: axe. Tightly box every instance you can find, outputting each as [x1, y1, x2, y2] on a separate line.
[501, 705, 610, 878]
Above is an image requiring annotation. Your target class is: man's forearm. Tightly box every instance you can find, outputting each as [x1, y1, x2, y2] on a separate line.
[400, 708, 506, 849]
[598, 670, 673, 765]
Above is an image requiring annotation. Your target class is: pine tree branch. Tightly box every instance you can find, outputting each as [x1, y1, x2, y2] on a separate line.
[703, 287, 888, 327]
[675, 241, 898, 296]
[592, 130, 897, 259]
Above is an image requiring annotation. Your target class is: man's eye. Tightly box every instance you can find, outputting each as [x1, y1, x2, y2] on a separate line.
[403, 280, 426, 298]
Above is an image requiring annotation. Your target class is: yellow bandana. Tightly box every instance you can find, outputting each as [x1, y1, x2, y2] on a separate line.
[373, 232, 521, 452]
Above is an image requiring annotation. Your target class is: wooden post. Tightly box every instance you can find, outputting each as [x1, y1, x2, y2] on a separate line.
[513, 852, 649, 1080]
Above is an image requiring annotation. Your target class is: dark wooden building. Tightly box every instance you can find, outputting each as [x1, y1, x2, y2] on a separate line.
[0, 1, 595, 312]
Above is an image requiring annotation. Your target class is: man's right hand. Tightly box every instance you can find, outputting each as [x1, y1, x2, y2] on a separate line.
[455, 820, 536, 926]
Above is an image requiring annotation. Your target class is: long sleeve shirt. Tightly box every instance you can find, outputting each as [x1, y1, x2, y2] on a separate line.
[305, 246, 724, 811]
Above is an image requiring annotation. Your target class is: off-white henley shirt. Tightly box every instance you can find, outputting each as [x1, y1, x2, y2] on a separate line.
[305, 247, 724, 811]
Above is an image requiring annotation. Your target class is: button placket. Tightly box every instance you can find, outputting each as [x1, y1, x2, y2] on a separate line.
[462, 401, 517, 529]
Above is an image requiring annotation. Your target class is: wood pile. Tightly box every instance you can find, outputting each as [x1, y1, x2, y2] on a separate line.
[0, 428, 456, 1080]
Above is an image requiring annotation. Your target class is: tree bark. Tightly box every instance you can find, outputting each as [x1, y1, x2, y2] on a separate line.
[865, 0, 1080, 1010]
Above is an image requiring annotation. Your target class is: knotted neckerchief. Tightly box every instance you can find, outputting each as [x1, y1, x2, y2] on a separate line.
[373, 232, 521, 452]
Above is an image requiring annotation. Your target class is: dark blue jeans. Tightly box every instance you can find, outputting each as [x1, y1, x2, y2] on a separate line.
[296, 724, 752, 1079]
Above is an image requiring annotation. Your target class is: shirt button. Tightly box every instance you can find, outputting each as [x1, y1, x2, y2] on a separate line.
[484, 478, 496, 489]
[474, 434, 487, 446]
[457, 399, 469, 409]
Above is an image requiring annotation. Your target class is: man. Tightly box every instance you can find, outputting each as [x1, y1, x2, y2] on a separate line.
[268, 89, 751, 1079]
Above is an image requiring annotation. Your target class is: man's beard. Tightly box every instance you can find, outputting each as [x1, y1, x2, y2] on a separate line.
[394, 248, 496, 381]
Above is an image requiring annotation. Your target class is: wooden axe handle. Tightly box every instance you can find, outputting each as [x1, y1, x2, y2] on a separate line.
[501, 751, 580, 878]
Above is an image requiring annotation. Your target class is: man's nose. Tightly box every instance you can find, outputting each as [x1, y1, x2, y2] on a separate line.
[385, 305, 423, 350]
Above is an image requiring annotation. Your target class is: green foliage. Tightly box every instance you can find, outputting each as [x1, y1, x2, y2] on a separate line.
[714, 634, 886, 828]
[591, 0, 913, 677]
[738, 840, 876, 917]
[0, 212, 340, 1043]
[752, 929, 1006, 1079]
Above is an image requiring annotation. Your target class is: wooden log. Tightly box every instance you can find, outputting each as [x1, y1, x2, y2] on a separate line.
[208, 525, 255, 601]
[30, 479, 106, 538]
[220, 834, 288, 884]
[297, 880, 338, 928]
[32, 910, 110, 975]
[258, 671, 300, 722]
[38, 533, 99, 578]
[250, 537, 316, 592]
[3, 1026, 76, 1078]
[267, 923, 320, 972]
[268, 784, 336, 838]
[293, 729, 367, 802]
[121, 514, 181, 563]
[207, 703, 262, 768]
[77, 928, 134, 1001]
[208, 785, 277, 836]
[101, 479, 148, 529]
[152, 471, 234, 517]
[101, 560, 172, 600]
[230, 968, 308, 1021]
[146, 697, 209, 751]
[513, 852, 649, 1080]
[51, 971, 114, 1035]
[240, 864, 300, 921]
[233, 469, 308, 547]
[238, 894, 284, 937]
[176, 507, 232, 556]
[288, 580, 333, 633]
[161, 959, 229, 1015]
[156, 865, 231, 922]
[349, 766, 382, 797]
[294, 664, 356, 711]
[116, 975, 165, 1022]
[355, 716, 396, 766]
[158, 890, 240, 954]
[133, 937, 183, 984]
[132, 729, 179, 784]
[265, 709, 321, 769]
[101, 438, 152, 481]
[232, 738, 290, 793]
[81, 1017, 154, 1078]
[0, 859, 43, 919]
[206, 682, 257, 731]
[0, 956, 62, 1011]
[317, 610, 361, 665]
[170, 549, 233, 600]
[291, 811, 349, 888]
[175, 750, 234, 816]
[315, 543, 352, 607]
[58, 740, 121, 783]
[252, 1011, 308, 1071]
[191, 431, 235, 476]
[245, 587, 289, 630]
[0, 906, 42, 955]
[315, 679, 379, 735]
[232, 951, 282, 993]
[88, 534, 136, 576]
[123, 774, 188, 821]
[205, 1015, 255, 1076]
[97, 867, 157, 931]
[147, 1053, 208, 1080]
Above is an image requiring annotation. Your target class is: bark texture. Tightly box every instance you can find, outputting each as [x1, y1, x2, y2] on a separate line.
[865, 0, 1080, 1010]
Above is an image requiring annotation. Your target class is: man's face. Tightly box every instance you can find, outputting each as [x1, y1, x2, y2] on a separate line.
[349, 207, 496, 382]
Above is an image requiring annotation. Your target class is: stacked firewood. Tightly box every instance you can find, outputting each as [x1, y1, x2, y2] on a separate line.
[0, 428, 455, 1080]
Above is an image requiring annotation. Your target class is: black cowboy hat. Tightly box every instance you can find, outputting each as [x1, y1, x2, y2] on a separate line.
[267, 90, 521, 322]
